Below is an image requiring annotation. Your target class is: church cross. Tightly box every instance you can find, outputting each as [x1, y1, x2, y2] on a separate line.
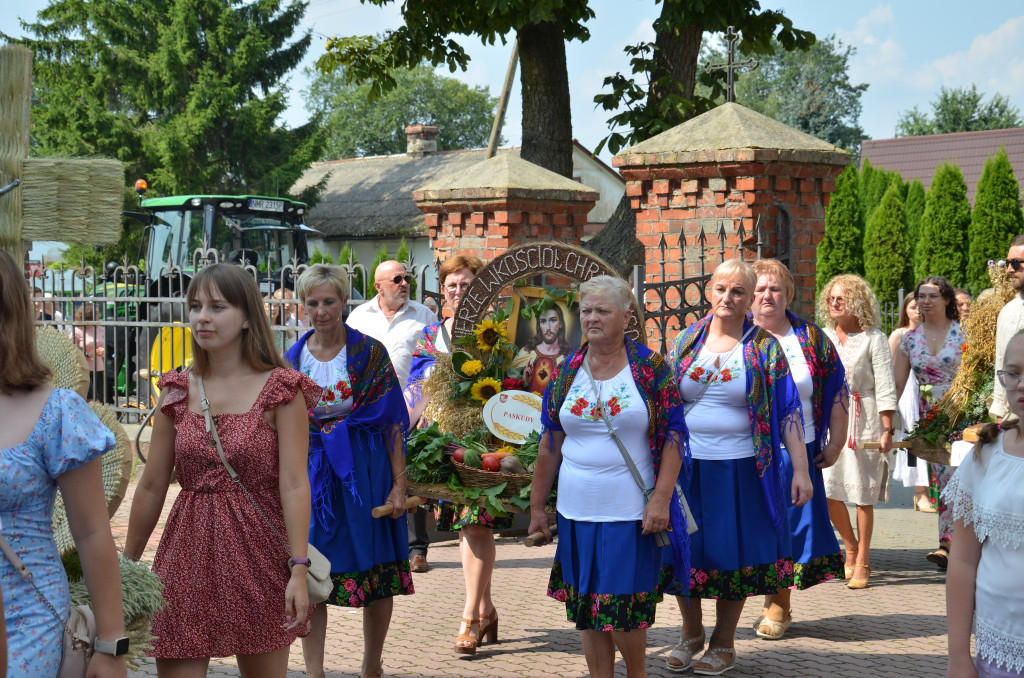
[704, 26, 759, 103]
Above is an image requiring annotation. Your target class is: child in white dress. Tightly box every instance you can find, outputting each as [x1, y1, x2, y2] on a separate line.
[944, 329, 1024, 678]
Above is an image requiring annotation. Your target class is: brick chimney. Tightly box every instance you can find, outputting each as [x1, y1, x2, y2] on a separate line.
[405, 123, 439, 156]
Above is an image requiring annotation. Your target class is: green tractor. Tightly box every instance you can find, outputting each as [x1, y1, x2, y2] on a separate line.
[115, 192, 320, 412]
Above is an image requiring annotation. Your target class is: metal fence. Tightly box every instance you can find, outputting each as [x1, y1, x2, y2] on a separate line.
[634, 215, 789, 354]
[26, 247, 442, 425]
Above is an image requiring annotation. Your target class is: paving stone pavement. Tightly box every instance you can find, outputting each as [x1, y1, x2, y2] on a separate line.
[113, 467, 953, 678]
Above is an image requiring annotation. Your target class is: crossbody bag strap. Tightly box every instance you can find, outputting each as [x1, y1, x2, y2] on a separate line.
[0, 531, 75, 632]
[196, 375, 291, 556]
[582, 354, 653, 500]
[683, 324, 757, 416]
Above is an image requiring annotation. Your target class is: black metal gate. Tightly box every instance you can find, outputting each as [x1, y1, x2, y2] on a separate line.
[634, 212, 791, 354]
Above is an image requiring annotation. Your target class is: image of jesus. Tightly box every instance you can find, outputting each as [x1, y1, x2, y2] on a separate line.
[512, 305, 573, 395]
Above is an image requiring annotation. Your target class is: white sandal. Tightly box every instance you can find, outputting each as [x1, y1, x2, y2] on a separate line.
[693, 647, 736, 676]
[755, 613, 792, 640]
[665, 631, 705, 672]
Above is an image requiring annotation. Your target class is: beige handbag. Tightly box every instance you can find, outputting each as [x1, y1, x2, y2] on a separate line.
[197, 376, 333, 605]
[0, 532, 96, 677]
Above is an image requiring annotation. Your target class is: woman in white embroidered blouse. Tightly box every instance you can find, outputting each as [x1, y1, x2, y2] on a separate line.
[944, 329, 1024, 678]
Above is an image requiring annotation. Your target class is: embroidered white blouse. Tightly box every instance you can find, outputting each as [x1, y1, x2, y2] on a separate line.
[942, 433, 1024, 673]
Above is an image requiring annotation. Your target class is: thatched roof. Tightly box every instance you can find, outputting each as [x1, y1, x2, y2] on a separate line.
[292, 147, 518, 239]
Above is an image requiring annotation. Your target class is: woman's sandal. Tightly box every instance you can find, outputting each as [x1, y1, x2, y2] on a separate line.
[927, 547, 949, 569]
[755, 612, 793, 640]
[479, 609, 499, 645]
[693, 647, 736, 676]
[847, 564, 872, 589]
[665, 630, 705, 672]
[844, 549, 858, 580]
[454, 617, 480, 655]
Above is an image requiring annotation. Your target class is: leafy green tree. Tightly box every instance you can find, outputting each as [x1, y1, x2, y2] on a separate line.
[336, 243, 366, 297]
[317, 0, 596, 178]
[310, 245, 333, 265]
[904, 179, 926, 256]
[10, 0, 323, 199]
[895, 85, 1023, 136]
[863, 167, 892, 223]
[967, 148, 1024, 291]
[395, 237, 411, 264]
[305, 63, 498, 159]
[593, 1, 814, 155]
[370, 244, 390, 286]
[700, 35, 868, 156]
[817, 165, 863, 292]
[915, 162, 972, 284]
[864, 183, 913, 304]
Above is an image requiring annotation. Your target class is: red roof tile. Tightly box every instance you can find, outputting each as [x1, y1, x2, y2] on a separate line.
[860, 128, 1024, 205]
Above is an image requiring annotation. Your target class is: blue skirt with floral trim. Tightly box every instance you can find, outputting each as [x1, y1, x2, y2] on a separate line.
[664, 456, 794, 600]
[547, 514, 664, 631]
[783, 440, 844, 589]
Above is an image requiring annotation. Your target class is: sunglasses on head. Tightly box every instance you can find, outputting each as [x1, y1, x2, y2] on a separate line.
[390, 274, 413, 285]
[1006, 259, 1024, 271]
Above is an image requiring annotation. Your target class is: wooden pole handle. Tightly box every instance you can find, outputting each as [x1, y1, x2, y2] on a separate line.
[371, 496, 427, 518]
[860, 441, 913, 450]
[524, 525, 558, 546]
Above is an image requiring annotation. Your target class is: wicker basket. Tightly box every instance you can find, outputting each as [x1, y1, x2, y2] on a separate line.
[903, 439, 952, 466]
[452, 459, 532, 495]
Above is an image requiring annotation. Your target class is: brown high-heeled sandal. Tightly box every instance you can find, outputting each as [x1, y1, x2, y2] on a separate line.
[844, 548, 858, 580]
[455, 617, 480, 655]
[847, 564, 872, 589]
[479, 609, 499, 645]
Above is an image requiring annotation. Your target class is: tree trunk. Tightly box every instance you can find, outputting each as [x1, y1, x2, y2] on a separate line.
[586, 14, 705, 277]
[517, 22, 573, 178]
[649, 21, 703, 108]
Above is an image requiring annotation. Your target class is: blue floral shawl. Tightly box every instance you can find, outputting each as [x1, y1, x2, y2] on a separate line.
[404, 321, 443, 407]
[669, 314, 802, 536]
[285, 326, 409, 528]
[541, 337, 692, 585]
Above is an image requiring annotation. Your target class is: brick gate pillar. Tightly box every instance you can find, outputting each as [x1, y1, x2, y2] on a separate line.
[413, 154, 598, 267]
[613, 103, 850, 346]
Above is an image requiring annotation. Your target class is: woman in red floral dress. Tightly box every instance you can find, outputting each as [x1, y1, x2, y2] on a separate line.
[126, 264, 320, 677]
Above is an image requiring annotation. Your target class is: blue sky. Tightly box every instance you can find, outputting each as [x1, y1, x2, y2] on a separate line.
[4, 1, 1023, 164]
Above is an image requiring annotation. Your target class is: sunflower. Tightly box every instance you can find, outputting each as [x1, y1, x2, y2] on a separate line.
[474, 318, 508, 351]
[470, 377, 502, 404]
[461, 359, 484, 377]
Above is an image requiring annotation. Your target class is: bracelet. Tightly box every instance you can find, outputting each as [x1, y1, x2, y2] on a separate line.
[882, 426, 896, 435]
[393, 469, 407, 483]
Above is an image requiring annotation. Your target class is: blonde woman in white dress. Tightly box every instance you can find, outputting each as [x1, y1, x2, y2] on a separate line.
[817, 275, 897, 590]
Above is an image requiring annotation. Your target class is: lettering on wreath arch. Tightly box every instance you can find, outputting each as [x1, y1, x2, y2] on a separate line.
[452, 242, 644, 342]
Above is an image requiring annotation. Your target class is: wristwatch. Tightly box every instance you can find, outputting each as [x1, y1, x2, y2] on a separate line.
[289, 557, 312, 569]
[882, 426, 896, 435]
[94, 636, 130, 656]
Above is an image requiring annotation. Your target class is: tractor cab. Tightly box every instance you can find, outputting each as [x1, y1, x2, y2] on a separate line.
[134, 194, 319, 294]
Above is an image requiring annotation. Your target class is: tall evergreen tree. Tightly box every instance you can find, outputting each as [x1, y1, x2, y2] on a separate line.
[858, 159, 876, 223]
[9, 0, 323, 199]
[904, 179, 926, 262]
[915, 163, 972, 285]
[864, 184, 913, 304]
[817, 165, 863, 293]
[863, 165, 891, 223]
[967, 148, 1024, 290]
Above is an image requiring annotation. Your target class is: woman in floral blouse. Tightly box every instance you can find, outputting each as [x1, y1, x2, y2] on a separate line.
[894, 276, 964, 570]
[286, 264, 413, 678]
[664, 260, 812, 675]
[529, 275, 690, 678]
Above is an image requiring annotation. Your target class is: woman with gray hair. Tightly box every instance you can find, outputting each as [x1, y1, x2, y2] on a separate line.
[529, 274, 691, 677]
[664, 259, 811, 674]
[285, 264, 413, 678]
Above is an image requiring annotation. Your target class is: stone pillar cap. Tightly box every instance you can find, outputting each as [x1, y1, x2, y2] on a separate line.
[613, 102, 850, 168]
[413, 154, 599, 203]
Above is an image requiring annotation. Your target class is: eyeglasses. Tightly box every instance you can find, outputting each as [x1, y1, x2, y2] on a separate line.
[389, 275, 413, 285]
[1006, 259, 1024, 271]
[997, 370, 1021, 390]
[444, 282, 471, 293]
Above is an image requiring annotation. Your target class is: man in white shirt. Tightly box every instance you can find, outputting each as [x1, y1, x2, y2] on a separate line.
[990, 235, 1024, 420]
[346, 259, 437, 571]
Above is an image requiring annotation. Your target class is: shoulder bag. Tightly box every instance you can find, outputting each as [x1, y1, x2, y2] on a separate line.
[0, 531, 96, 677]
[581, 355, 698, 541]
[197, 375, 333, 605]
